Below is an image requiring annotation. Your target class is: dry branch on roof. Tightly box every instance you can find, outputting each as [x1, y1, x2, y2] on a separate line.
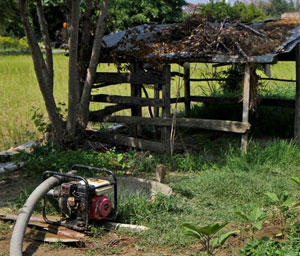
[106, 17, 300, 63]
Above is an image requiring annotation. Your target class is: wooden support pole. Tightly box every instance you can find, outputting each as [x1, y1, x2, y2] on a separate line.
[161, 65, 171, 153]
[130, 65, 142, 137]
[295, 43, 300, 141]
[184, 62, 191, 117]
[154, 85, 160, 117]
[241, 64, 251, 154]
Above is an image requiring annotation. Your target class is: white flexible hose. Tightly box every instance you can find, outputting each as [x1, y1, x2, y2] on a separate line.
[10, 176, 63, 256]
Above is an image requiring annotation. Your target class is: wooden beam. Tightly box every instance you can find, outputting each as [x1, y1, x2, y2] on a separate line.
[171, 71, 184, 78]
[295, 43, 300, 141]
[92, 82, 119, 89]
[95, 132, 165, 153]
[130, 64, 143, 137]
[189, 96, 295, 108]
[154, 85, 160, 117]
[184, 63, 191, 116]
[170, 97, 185, 104]
[97, 116, 251, 133]
[92, 94, 295, 108]
[190, 96, 239, 104]
[189, 78, 239, 82]
[161, 65, 171, 152]
[94, 70, 164, 84]
[90, 94, 164, 107]
[241, 64, 251, 154]
[258, 77, 296, 83]
[88, 105, 131, 122]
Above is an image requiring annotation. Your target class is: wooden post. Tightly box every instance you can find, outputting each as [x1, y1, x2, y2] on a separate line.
[295, 43, 300, 141]
[161, 65, 171, 153]
[130, 64, 142, 137]
[241, 64, 251, 154]
[154, 85, 160, 117]
[184, 62, 191, 117]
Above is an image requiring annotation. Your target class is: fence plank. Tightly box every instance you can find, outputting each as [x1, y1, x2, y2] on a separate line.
[96, 115, 250, 133]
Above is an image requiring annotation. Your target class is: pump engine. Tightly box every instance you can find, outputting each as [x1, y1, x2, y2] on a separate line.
[42, 165, 117, 231]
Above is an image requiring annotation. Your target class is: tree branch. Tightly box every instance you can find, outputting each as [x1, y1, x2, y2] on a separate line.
[19, 0, 64, 137]
[66, 0, 81, 136]
[36, 0, 54, 92]
[78, 0, 110, 128]
[78, 0, 94, 91]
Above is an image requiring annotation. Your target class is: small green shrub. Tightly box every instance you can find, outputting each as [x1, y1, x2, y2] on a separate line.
[0, 36, 29, 52]
[265, 191, 297, 237]
[234, 208, 270, 241]
[183, 222, 239, 256]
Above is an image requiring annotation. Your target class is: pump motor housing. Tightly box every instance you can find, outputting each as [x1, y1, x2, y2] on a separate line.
[42, 165, 117, 231]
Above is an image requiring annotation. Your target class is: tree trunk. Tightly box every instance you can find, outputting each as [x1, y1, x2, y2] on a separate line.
[66, 0, 81, 137]
[19, 0, 64, 138]
[36, 0, 53, 93]
[78, 0, 110, 128]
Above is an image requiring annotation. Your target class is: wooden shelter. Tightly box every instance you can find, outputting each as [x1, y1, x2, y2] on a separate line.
[88, 18, 300, 153]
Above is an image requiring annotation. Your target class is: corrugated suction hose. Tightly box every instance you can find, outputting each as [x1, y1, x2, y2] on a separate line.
[10, 176, 64, 256]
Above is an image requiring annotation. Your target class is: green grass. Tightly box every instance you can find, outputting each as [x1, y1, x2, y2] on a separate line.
[0, 54, 68, 150]
[0, 54, 297, 151]
[11, 140, 300, 251]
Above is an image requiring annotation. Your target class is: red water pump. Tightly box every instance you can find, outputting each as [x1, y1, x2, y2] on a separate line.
[42, 165, 117, 231]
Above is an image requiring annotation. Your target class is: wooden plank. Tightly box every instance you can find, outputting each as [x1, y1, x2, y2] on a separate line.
[94, 70, 164, 84]
[154, 85, 160, 117]
[190, 96, 239, 104]
[92, 82, 119, 89]
[241, 64, 251, 154]
[161, 65, 171, 152]
[130, 64, 143, 137]
[295, 43, 300, 141]
[171, 72, 184, 78]
[89, 105, 131, 121]
[184, 63, 191, 116]
[95, 132, 165, 153]
[189, 96, 295, 108]
[170, 97, 185, 104]
[98, 116, 251, 133]
[258, 77, 296, 83]
[189, 78, 238, 82]
[90, 94, 164, 107]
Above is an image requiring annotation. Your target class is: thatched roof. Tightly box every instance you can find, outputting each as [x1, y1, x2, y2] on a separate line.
[101, 17, 300, 64]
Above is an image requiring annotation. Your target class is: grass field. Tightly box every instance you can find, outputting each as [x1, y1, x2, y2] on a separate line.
[0, 54, 297, 151]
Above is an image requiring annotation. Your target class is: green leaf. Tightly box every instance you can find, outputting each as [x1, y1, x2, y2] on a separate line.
[282, 197, 293, 208]
[182, 222, 228, 236]
[250, 208, 262, 221]
[265, 192, 279, 203]
[291, 176, 300, 188]
[117, 154, 123, 163]
[253, 220, 263, 230]
[218, 230, 239, 246]
[292, 202, 300, 208]
[183, 229, 202, 240]
[211, 237, 219, 248]
[234, 210, 249, 221]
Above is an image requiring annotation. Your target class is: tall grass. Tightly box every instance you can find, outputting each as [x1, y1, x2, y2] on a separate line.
[0, 55, 187, 150]
[0, 54, 67, 150]
[0, 55, 297, 151]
